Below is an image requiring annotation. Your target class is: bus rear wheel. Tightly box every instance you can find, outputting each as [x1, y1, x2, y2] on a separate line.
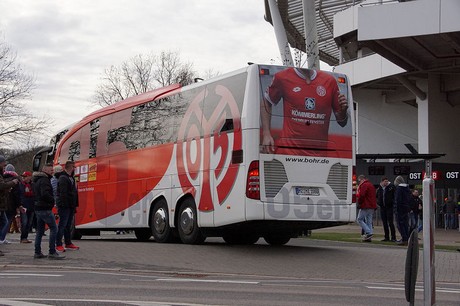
[177, 198, 205, 245]
[151, 198, 174, 243]
[263, 234, 291, 246]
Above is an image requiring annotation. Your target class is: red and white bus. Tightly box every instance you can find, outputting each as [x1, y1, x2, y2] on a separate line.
[33, 64, 356, 245]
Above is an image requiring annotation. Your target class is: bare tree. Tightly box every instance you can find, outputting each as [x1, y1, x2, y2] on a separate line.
[200, 68, 221, 80]
[91, 50, 196, 107]
[0, 39, 49, 148]
[0, 146, 43, 174]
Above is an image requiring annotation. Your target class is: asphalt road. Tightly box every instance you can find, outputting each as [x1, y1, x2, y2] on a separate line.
[0, 232, 459, 305]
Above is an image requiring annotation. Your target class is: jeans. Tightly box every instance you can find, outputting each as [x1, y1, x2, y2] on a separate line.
[56, 207, 75, 246]
[20, 209, 35, 240]
[34, 210, 58, 255]
[357, 208, 374, 236]
[444, 213, 455, 229]
[0, 211, 8, 241]
[0, 210, 15, 241]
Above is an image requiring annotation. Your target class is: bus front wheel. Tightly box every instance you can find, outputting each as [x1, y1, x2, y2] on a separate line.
[177, 198, 205, 245]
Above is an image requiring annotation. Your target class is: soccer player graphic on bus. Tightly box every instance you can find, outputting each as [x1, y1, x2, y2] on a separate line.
[261, 67, 349, 155]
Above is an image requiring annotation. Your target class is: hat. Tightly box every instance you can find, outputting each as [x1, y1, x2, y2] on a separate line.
[0, 155, 5, 163]
[394, 175, 405, 186]
[53, 165, 63, 173]
[5, 164, 15, 172]
[22, 171, 32, 177]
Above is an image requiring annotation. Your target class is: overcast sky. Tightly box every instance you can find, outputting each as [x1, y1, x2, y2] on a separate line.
[1, 0, 284, 146]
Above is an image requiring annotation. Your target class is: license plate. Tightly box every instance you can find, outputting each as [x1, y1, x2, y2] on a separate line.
[295, 187, 320, 196]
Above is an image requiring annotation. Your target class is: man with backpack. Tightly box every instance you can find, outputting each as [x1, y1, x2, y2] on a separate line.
[394, 175, 411, 246]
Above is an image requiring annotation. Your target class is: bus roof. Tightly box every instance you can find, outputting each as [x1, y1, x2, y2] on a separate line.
[82, 83, 182, 123]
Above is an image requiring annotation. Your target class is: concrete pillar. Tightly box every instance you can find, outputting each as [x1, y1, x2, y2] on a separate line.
[416, 79, 429, 154]
[418, 74, 460, 163]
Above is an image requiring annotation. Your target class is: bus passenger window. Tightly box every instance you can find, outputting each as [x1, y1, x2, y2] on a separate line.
[68, 141, 81, 161]
[58, 130, 82, 163]
[89, 119, 100, 158]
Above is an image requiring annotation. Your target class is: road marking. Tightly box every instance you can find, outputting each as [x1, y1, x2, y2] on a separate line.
[0, 273, 62, 277]
[1, 298, 214, 306]
[156, 278, 259, 284]
[367, 286, 460, 294]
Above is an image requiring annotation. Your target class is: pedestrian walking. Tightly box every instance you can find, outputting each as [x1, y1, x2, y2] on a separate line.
[33, 164, 65, 259]
[356, 174, 377, 242]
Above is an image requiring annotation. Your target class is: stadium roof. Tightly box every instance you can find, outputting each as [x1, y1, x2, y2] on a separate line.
[264, 0, 365, 66]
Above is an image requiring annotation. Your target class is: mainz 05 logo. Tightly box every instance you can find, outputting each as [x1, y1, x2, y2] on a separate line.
[176, 85, 242, 212]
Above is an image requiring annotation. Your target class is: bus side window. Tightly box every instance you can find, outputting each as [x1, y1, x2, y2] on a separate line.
[107, 108, 131, 154]
[89, 119, 100, 158]
[59, 130, 82, 163]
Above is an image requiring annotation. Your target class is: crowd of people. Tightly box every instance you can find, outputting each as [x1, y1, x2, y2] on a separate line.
[0, 155, 79, 259]
[356, 174, 425, 246]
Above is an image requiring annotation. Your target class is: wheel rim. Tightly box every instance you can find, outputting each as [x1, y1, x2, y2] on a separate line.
[153, 208, 167, 234]
[180, 207, 194, 235]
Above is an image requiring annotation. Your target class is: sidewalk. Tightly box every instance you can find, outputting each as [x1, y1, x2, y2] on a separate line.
[316, 223, 460, 247]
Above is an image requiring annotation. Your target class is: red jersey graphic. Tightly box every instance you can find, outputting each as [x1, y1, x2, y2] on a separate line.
[264, 68, 341, 149]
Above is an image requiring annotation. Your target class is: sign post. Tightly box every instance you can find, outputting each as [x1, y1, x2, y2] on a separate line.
[422, 160, 436, 305]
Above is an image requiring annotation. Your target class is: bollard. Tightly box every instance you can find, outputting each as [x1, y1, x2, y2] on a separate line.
[405, 229, 419, 305]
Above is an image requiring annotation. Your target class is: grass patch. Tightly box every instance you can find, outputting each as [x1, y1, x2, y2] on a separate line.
[307, 232, 458, 252]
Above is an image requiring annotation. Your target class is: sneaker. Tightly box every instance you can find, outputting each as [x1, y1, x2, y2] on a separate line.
[56, 245, 65, 252]
[20, 239, 32, 243]
[34, 253, 46, 259]
[0, 239, 11, 245]
[48, 252, 65, 260]
[366, 234, 374, 239]
[65, 243, 79, 250]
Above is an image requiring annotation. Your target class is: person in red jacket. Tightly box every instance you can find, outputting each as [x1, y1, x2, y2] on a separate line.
[356, 174, 377, 242]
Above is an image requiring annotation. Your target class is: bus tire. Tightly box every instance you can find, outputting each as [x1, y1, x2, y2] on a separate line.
[177, 198, 205, 245]
[151, 198, 173, 243]
[263, 234, 291, 245]
[134, 229, 152, 241]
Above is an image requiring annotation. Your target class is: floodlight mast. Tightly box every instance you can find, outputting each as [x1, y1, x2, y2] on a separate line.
[303, 0, 320, 69]
[267, 0, 294, 66]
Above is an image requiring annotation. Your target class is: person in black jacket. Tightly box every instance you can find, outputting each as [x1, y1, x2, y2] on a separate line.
[33, 164, 65, 259]
[0, 156, 19, 256]
[409, 189, 422, 233]
[0, 167, 22, 243]
[394, 175, 411, 246]
[376, 177, 396, 242]
[55, 161, 79, 252]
